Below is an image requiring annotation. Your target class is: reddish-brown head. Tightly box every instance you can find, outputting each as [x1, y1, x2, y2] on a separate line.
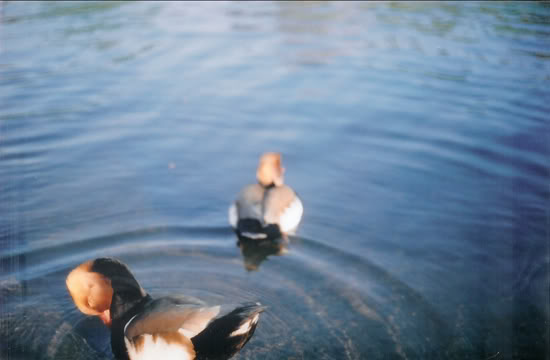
[256, 152, 285, 187]
[66, 260, 114, 327]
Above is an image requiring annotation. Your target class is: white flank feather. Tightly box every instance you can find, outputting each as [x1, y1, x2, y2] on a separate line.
[228, 202, 238, 229]
[125, 334, 194, 360]
[278, 197, 303, 233]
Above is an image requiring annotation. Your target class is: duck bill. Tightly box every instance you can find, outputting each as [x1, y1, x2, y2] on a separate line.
[99, 309, 112, 328]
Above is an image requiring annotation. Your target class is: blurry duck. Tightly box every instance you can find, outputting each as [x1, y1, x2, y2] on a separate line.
[66, 257, 264, 360]
[229, 152, 303, 240]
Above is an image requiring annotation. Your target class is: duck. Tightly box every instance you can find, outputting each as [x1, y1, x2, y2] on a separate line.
[66, 257, 264, 360]
[229, 152, 303, 240]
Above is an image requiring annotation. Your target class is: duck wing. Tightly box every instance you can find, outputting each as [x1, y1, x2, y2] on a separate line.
[263, 185, 303, 233]
[230, 184, 268, 239]
[123, 297, 219, 360]
[233, 184, 265, 221]
[123, 298, 264, 360]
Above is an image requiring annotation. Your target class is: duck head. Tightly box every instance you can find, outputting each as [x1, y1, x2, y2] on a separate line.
[256, 152, 285, 187]
[66, 258, 148, 328]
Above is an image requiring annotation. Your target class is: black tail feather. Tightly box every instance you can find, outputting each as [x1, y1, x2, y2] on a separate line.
[191, 303, 265, 360]
[236, 219, 282, 240]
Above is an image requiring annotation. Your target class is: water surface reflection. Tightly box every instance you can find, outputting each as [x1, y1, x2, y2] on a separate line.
[237, 236, 289, 272]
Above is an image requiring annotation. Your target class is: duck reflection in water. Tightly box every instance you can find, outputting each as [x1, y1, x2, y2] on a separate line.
[237, 236, 289, 271]
[229, 152, 303, 270]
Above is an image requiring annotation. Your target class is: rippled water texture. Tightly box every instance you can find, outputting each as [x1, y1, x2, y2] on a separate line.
[1, 2, 549, 360]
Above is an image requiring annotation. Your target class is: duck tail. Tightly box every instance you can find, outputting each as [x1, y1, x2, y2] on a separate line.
[191, 302, 265, 359]
[236, 219, 266, 239]
[237, 219, 281, 240]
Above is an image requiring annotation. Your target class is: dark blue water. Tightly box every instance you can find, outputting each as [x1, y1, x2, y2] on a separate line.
[1, 2, 549, 359]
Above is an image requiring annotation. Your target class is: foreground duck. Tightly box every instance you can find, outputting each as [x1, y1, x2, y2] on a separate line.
[229, 152, 303, 240]
[66, 257, 264, 360]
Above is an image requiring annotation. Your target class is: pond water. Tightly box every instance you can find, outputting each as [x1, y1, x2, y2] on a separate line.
[1, 1, 549, 359]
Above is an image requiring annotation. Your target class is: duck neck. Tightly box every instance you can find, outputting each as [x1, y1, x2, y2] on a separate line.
[110, 288, 150, 322]
[110, 294, 152, 360]
[90, 258, 148, 322]
[260, 182, 276, 189]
